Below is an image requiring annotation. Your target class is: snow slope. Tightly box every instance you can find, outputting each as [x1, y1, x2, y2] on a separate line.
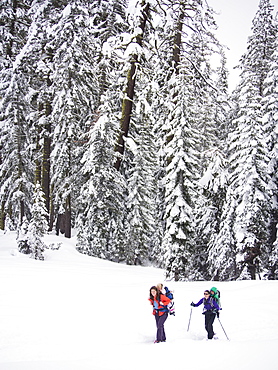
[0, 230, 277, 370]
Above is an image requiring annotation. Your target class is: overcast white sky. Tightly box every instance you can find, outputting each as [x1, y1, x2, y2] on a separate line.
[207, 0, 278, 91]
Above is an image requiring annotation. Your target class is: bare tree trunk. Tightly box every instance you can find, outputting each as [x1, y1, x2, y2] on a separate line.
[166, 8, 184, 148]
[64, 195, 71, 238]
[41, 102, 51, 214]
[0, 203, 5, 230]
[55, 195, 71, 238]
[16, 114, 24, 225]
[173, 12, 183, 74]
[0, 144, 4, 230]
[49, 184, 55, 231]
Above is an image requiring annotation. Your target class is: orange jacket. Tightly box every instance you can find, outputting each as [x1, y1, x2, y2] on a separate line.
[149, 294, 171, 316]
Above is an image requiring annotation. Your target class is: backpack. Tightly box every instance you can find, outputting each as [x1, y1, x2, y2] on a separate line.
[164, 286, 175, 316]
[210, 287, 221, 307]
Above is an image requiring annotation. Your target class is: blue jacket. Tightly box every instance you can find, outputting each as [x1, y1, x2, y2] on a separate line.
[195, 297, 220, 312]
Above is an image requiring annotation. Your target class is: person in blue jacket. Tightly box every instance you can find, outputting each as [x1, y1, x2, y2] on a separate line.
[190, 290, 221, 340]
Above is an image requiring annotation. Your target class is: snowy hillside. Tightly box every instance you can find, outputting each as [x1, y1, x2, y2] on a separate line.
[0, 230, 277, 370]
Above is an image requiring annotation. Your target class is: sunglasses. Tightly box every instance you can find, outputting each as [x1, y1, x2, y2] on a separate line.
[204, 293, 210, 296]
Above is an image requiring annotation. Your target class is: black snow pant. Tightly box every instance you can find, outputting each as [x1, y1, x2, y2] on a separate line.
[204, 310, 216, 339]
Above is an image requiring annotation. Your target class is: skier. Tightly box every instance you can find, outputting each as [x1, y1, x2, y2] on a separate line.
[190, 289, 221, 340]
[149, 286, 171, 343]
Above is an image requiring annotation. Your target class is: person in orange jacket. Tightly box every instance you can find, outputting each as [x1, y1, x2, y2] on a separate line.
[149, 286, 171, 343]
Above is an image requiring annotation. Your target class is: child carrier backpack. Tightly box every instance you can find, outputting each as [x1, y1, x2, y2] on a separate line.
[210, 287, 221, 307]
[164, 286, 175, 316]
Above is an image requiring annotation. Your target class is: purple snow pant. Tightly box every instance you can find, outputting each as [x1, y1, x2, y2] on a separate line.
[155, 312, 168, 342]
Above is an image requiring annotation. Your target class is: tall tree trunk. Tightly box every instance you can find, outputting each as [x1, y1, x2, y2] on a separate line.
[16, 115, 24, 225]
[173, 11, 183, 74]
[0, 203, 5, 230]
[166, 8, 184, 147]
[35, 123, 42, 185]
[41, 102, 51, 214]
[49, 184, 55, 231]
[0, 145, 4, 230]
[114, 1, 150, 170]
[64, 195, 71, 238]
[55, 195, 71, 238]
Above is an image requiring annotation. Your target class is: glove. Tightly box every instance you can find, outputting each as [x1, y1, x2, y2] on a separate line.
[190, 302, 196, 307]
[216, 311, 220, 318]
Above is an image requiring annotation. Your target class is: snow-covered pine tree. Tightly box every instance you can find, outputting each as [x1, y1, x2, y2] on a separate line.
[150, 0, 197, 279]
[125, 94, 158, 265]
[151, 0, 225, 280]
[193, 54, 230, 279]
[0, 0, 31, 69]
[196, 148, 228, 280]
[17, 216, 31, 254]
[0, 66, 34, 229]
[183, 15, 229, 280]
[0, 1, 70, 233]
[76, 99, 127, 261]
[238, 0, 277, 97]
[46, 1, 101, 238]
[27, 183, 48, 260]
[262, 35, 278, 278]
[214, 79, 272, 280]
[0, 0, 32, 229]
[90, 0, 128, 103]
[1, 1, 70, 234]
[162, 114, 198, 281]
[75, 0, 131, 260]
[211, 0, 276, 280]
[161, 67, 200, 281]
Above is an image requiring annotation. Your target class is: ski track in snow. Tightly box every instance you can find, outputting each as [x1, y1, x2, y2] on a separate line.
[0, 231, 278, 370]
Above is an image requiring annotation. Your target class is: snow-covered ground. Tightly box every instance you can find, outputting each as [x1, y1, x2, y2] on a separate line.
[1, 230, 277, 370]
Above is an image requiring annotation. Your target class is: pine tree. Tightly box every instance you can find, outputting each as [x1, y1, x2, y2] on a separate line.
[76, 100, 127, 261]
[151, 0, 225, 280]
[262, 36, 278, 277]
[125, 95, 158, 265]
[196, 148, 228, 280]
[193, 53, 229, 279]
[27, 183, 48, 260]
[43, 1, 100, 237]
[238, 0, 277, 96]
[212, 0, 276, 280]
[0, 0, 32, 229]
[161, 64, 201, 281]
[75, 0, 130, 259]
[0, 67, 35, 228]
[17, 217, 31, 254]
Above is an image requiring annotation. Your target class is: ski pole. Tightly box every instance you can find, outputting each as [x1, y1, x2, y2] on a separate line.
[187, 307, 193, 331]
[218, 317, 230, 341]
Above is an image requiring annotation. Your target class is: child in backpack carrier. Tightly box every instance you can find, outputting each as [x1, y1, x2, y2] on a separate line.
[190, 289, 221, 340]
[210, 287, 221, 307]
[157, 283, 175, 316]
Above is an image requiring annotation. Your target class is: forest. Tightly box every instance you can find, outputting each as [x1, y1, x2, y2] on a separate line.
[0, 0, 278, 281]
